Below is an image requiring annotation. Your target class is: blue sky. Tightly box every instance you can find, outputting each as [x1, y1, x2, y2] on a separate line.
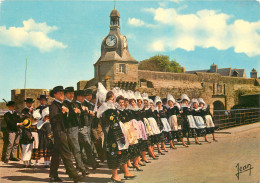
[0, 0, 260, 100]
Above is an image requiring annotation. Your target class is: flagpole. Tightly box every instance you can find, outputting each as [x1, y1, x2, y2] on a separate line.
[24, 58, 27, 89]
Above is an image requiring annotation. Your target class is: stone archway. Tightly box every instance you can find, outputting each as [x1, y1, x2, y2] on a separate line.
[213, 100, 225, 110]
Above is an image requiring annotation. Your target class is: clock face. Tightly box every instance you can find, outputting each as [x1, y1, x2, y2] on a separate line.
[106, 35, 117, 47]
[123, 36, 127, 48]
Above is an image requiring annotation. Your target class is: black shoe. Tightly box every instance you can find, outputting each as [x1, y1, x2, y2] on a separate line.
[44, 165, 50, 168]
[139, 163, 146, 166]
[133, 165, 143, 171]
[92, 163, 100, 170]
[124, 175, 136, 179]
[4, 159, 9, 164]
[50, 176, 62, 182]
[155, 155, 159, 157]
[11, 158, 20, 161]
[111, 177, 125, 183]
[141, 159, 151, 163]
[158, 152, 165, 155]
[81, 170, 90, 177]
[73, 175, 84, 183]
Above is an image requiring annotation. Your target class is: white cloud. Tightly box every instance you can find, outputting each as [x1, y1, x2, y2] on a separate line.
[139, 7, 260, 57]
[152, 40, 166, 52]
[128, 17, 157, 28]
[128, 18, 145, 27]
[0, 19, 67, 52]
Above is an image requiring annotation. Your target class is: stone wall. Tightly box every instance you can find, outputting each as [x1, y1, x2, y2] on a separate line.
[137, 70, 260, 111]
[11, 89, 49, 112]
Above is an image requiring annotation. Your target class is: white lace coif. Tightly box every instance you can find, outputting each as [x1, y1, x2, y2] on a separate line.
[181, 94, 190, 102]
[97, 82, 108, 104]
[167, 94, 175, 103]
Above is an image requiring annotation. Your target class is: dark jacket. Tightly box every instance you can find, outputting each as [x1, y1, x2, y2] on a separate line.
[36, 105, 48, 115]
[21, 127, 34, 145]
[82, 100, 94, 127]
[74, 101, 87, 128]
[4, 111, 21, 132]
[21, 107, 33, 121]
[49, 100, 66, 132]
[62, 100, 79, 129]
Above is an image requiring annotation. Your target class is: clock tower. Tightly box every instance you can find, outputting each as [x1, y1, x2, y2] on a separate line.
[94, 7, 139, 89]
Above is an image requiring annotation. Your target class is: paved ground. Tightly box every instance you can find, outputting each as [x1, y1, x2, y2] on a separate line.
[0, 122, 259, 183]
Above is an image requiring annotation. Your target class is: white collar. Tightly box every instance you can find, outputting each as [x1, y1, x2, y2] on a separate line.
[8, 110, 15, 114]
[54, 99, 62, 103]
[116, 105, 125, 111]
[66, 98, 72, 102]
[76, 100, 81, 104]
[84, 99, 90, 103]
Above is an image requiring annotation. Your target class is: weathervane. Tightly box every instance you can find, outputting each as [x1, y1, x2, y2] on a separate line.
[114, 0, 116, 9]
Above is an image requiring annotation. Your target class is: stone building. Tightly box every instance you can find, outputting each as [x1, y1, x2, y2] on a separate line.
[78, 7, 260, 112]
[250, 68, 258, 79]
[185, 63, 246, 78]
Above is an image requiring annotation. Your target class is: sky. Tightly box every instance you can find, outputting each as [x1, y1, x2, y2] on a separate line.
[0, 0, 260, 100]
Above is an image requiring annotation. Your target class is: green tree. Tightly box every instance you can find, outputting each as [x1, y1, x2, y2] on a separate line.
[138, 55, 183, 73]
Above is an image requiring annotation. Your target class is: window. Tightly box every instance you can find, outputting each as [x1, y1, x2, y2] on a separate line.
[119, 64, 126, 73]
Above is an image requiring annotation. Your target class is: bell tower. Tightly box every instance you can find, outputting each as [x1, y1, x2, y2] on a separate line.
[94, 7, 138, 88]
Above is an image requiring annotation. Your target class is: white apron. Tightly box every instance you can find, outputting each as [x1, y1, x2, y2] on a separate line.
[21, 144, 33, 161]
[187, 115, 197, 129]
[148, 117, 161, 135]
[193, 116, 206, 129]
[117, 122, 130, 150]
[168, 115, 181, 131]
[205, 115, 215, 128]
[161, 118, 171, 132]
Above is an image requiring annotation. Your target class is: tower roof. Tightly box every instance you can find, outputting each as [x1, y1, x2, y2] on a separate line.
[110, 9, 120, 17]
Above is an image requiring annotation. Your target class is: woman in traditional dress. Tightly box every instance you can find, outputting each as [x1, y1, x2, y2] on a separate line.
[115, 95, 136, 180]
[191, 99, 211, 143]
[142, 96, 159, 160]
[167, 94, 189, 148]
[97, 83, 133, 183]
[154, 96, 171, 153]
[37, 107, 53, 168]
[198, 98, 218, 142]
[128, 91, 147, 170]
[180, 94, 201, 145]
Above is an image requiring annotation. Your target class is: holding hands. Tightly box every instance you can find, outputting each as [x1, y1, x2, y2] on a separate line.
[62, 106, 69, 114]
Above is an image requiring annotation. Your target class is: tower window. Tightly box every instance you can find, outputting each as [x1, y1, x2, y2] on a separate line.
[119, 64, 126, 73]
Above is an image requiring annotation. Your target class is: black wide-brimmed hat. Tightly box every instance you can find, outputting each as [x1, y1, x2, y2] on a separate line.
[24, 98, 35, 103]
[50, 86, 64, 97]
[75, 90, 85, 96]
[6, 101, 15, 106]
[37, 95, 48, 101]
[65, 87, 75, 93]
[84, 89, 93, 96]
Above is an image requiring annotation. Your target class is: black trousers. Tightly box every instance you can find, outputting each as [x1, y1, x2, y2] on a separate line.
[78, 126, 97, 166]
[50, 131, 78, 178]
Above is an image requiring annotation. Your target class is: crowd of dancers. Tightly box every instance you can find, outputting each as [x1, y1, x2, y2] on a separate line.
[3, 82, 217, 183]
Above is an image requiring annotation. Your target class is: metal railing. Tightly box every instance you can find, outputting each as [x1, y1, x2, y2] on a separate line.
[213, 108, 260, 130]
